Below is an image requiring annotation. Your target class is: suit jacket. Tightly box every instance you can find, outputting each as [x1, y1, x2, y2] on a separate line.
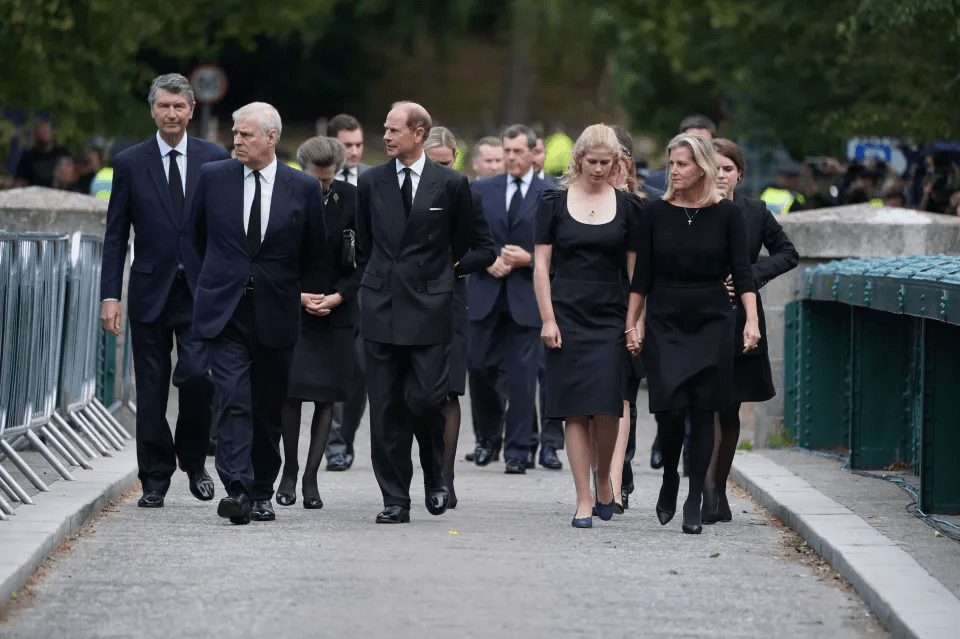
[454, 192, 497, 277]
[356, 162, 371, 176]
[356, 157, 472, 345]
[467, 173, 551, 327]
[301, 180, 363, 329]
[733, 193, 799, 356]
[100, 134, 229, 322]
[192, 159, 327, 349]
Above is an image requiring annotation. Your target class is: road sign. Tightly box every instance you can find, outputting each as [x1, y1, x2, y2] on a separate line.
[845, 137, 907, 174]
[189, 65, 228, 104]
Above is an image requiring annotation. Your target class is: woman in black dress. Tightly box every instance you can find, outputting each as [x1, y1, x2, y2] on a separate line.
[276, 136, 363, 509]
[423, 127, 496, 508]
[534, 124, 640, 528]
[626, 133, 761, 534]
[703, 139, 798, 523]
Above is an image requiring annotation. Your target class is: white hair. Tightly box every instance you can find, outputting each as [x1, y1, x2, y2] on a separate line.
[232, 102, 282, 137]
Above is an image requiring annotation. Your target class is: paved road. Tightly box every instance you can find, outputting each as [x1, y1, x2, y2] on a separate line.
[2, 391, 886, 638]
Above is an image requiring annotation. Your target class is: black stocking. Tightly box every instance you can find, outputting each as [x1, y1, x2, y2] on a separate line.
[711, 403, 740, 519]
[278, 399, 303, 497]
[302, 402, 334, 499]
[441, 396, 461, 503]
[653, 409, 686, 515]
[683, 407, 717, 527]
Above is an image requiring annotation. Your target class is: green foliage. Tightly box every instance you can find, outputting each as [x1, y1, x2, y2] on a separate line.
[767, 429, 797, 449]
[737, 440, 754, 451]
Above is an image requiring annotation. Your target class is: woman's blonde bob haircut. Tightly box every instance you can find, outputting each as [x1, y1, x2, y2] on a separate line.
[563, 124, 629, 190]
[664, 133, 721, 207]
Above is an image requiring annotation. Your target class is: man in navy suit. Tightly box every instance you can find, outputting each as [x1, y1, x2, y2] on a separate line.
[191, 102, 326, 525]
[100, 73, 229, 509]
[468, 124, 550, 474]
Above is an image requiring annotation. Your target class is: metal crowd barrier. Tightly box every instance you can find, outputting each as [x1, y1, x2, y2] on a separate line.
[0, 232, 132, 521]
[784, 255, 960, 514]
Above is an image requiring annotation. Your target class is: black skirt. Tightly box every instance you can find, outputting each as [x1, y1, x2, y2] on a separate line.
[448, 279, 469, 396]
[286, 312, 356, 403]
[644, 279, 736, 413]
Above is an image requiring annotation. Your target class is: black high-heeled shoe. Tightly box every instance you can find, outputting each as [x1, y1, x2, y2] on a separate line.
[276, 492, 296, 506]
[303, 495, 323, 509]
[682, 493, 702, 534]
[276, 474, 297, 506]
[621, 488, 630, 511]
[656, 471, 680, 525]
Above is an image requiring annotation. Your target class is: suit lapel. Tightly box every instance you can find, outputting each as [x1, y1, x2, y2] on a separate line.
[261, 164, 293, 250]
[489, 174, 510, 236]
[227, 161, 246, 248]
[405, 159, 441, 231]
[509, 175, 540, 229]
[375, 161, 407, 255]
[144, 136, 177, 226]
[183, 135, 202, 226]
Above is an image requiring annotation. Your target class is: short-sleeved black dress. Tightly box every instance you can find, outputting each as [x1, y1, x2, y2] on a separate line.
[535, 189, 641, 419]
[631, 199, 756, 413]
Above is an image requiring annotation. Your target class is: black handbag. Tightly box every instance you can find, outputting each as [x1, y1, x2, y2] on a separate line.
[342, 229, 356, 268]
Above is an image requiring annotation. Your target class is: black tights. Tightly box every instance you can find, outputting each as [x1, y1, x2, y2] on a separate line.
[279, 400, 334, 499]
[654, 407, 716, 524]
[709, 402, 740, 517]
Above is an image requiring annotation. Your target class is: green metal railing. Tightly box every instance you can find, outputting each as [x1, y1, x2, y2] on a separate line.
[785, 255, 960, 514]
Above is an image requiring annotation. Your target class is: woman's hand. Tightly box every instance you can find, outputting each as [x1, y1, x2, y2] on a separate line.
[541, 320, 562, 349]
[626, 321, 644, 356]
[301, 293, 326, 316]
[743, 318, 761, 353]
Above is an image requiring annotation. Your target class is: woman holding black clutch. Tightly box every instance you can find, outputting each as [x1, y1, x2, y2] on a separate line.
[276, 136, 363, 509]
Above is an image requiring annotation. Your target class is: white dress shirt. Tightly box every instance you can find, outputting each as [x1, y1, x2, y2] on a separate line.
[537, 169, 546, 181]
[505, 167, 534, 210]
[243, 157, 278, 242]
[395, 153, 426, 202]
[337, 165, 359, 186]
[156, 131, 187, 193]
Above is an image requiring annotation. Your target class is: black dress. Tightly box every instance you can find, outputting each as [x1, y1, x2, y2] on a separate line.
[535, 189, 641, 419]
[632, 198, 755, 413]
[730, 194, 798, 403]
[287, 181, 363, 403]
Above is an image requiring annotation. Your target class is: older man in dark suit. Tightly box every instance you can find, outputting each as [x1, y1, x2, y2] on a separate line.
[355, 101, 472, 524]
[468, 124, 551, 474]
[192, 102, 326, 525]
[100, 73, 229, 509]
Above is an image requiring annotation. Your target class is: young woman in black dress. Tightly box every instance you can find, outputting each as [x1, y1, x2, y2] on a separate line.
[534, 124, 640, 528]
[276, 136, 363, 509]
[703, 139, 798, 524]
[423, 127, 496, 509]
[626, 133, 761, 534]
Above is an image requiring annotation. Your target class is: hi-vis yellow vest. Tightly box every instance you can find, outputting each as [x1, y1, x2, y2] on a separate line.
[761, 187, 800, 215]
[91, 167, 114, 200]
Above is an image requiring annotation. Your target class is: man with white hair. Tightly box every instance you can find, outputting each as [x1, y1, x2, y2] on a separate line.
[191, 102, 327, 525]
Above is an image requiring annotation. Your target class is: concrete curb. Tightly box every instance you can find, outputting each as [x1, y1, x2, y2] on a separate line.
[731, 451, 960, 639]
[0, 444, 138, 605]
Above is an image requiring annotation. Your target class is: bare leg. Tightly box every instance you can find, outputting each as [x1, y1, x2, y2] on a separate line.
[441, 395, 461, 507]
[277, 399, 302, 505]
[610, 401, 630, 507]
[566, 416, 594, 519]
[302, 402, 333, 507]
[593, 414, 619, 506]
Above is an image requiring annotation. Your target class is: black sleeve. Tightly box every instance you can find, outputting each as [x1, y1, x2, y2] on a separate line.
[354, 174, 373, 278]
[727, 201, 757, 295]
[331, 191, 364, 301]
[630, 203, 654, 294]
[534, 189, 561, 245]
[100, 155, 132, 301]
[449, 174, 472, 263]
[455, 192, 497, 276]
[625, 192, 645, 252]
[752, 200, 799, 289]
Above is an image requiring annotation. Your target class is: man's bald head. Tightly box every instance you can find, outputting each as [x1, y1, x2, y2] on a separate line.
[390, 101, 432, 138]
[384, 101, 432, 164]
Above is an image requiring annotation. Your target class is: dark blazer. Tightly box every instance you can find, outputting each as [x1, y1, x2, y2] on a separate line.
[100, 134, 229, 322]
[455, 192, 497, 277]
[356, 157, 472, 346]
[302, 180, 363, 329]
[733, 193, 799, 355]
[192, 159, 327, 349]
[467, 173, 550, 327]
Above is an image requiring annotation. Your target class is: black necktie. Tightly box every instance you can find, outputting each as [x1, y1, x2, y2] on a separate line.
[247, 170, 261, 255]
[508, 176, 523, 225]
[167, 149, 184, 218]
[401, 167, 413, 218]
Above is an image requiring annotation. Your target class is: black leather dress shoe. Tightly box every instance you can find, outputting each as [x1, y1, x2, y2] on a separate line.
[539, 447, 563, 470]
[217, 492, 251, 525]
[186, 468, 215, 501]
[376, 505, 411, 524]
[138, 490, 165, 508]
[326, 453, 350, 472]
[504, 458, 526, 474]
[344, 453, 355, 469]
[464, 451, 476, 462]
[650, 440, 663, 470]
[474, 445, 497, 467]
[251, 499, 276, 521]
[425, 488, 449, 516]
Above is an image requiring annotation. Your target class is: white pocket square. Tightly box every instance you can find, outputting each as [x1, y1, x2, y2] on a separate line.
[429, 207, 443, 211]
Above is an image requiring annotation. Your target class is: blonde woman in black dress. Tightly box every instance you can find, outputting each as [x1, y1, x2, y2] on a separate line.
[534, 124, 640, 528]
[627, 133, 760, 534]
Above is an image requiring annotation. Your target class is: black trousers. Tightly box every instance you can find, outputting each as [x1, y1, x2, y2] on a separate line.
[365, 340, 449, 509]
[326, 330, 366, 459]
[208, 294, 293, 501]
[130, 275, 213, 494]
[468, 291, 538, 462]
[533, 346, 565, 451]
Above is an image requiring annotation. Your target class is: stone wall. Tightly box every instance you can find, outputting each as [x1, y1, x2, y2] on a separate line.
[753, 204, 960, 448]
[0, 186, 107, 235]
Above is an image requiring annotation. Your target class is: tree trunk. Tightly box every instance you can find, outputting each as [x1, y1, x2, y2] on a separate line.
[501, 0, 538, 126]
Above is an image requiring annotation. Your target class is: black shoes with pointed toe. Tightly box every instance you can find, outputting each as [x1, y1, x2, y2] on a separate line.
[655, 471, 680, 525]
[303, 495, 323, 510]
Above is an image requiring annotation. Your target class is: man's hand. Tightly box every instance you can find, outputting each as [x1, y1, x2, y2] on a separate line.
[100, 300, 123, 336]
[501, 244, 532, 268]
[486, 256, 513, 279]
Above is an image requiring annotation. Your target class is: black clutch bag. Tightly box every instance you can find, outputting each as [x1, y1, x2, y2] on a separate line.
[342, 229, 356, 268]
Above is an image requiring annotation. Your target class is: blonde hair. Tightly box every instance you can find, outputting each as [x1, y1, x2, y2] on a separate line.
[562, 124, 628, 190]
[424, 126, 457, 154]
[664, 133, 721, 207]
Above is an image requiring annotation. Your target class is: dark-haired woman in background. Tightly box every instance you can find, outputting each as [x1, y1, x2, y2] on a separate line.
[705, 138, 798, 523]
[626, 133, 760, 534]
[276, 136, 362, 509]
[424, 127, 497, 508]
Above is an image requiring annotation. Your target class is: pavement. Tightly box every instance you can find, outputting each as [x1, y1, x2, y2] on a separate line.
[0, 391, 895, 639]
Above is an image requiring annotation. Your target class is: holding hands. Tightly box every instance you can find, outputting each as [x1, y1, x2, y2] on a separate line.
[625, 321, 644, 357]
